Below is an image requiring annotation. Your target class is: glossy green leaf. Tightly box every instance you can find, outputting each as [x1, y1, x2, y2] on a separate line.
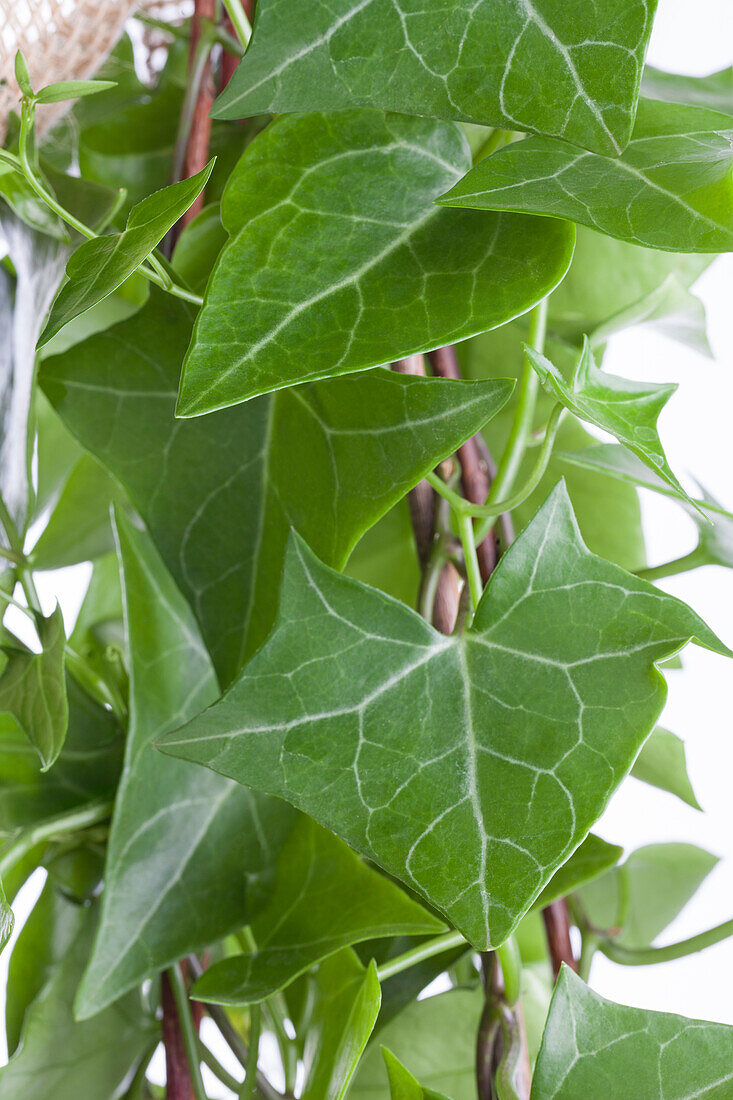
[352, 987, 483, 1100]
[213, 0, 657, 156]
[631, 727, 701, 809]
[40, 161, 213, 346]
[160, 483, 727, 948]
[441, 100, 733, 253]
[29, 455, 124, 570]
[0, 887, 156, 1099]
[532, 834, 623, 911]
[301, 949, 381, 1100]
[42, 291, 513, 686]
[34, 80, 117, 105]
[382, 1048, 452, 1099]
[531, 967, 733, 1099]
[0, 606, 68, 770]
[642, 66, 733, 116]
[192, 816, 444, 1006]
[178, 110, 573, 414]
[576, 842, 718, 947]
[526, 338, 689, 504]
[75, 512, 296, 1020]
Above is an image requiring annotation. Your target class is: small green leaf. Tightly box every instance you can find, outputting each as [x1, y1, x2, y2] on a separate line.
[531, 967, 733, 1099]
[177, 110, 573, 414]
[191, 816, 444, 1006]
[642, 65, 733, 116]
[39, 160, 214, 346]
[212, 0, 657, 156]
[631, 727, 701, 809]
[590, 274, 711, 357]
[525, 338, 690, 505]
[532, 835, 623, 911]
[0, 606, 68, 770]
[14, 51, 33, 97]
[42, 291, 513, 686]
[301, 949, 381, 1100]
[440, 100, 733, 253]
[35, 80, 117, 105]
[75, 511, 295, 1020]
[382, 1048, 452, 1099]
[29, 455, 124, 570]
[160, 484, 728, 948]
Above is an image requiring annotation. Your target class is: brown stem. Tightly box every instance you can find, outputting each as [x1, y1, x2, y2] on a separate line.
[161, 970, 196, 1100]
[180, 0, 216, 230]
[542, 898, 577, 978]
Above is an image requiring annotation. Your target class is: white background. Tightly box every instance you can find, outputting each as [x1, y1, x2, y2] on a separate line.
[0, 0, 732, 1088]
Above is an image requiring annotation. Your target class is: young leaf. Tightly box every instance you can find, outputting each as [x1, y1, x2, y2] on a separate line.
[440, 100, 733, 253]
[74, 512, 296, 1020]
[159, 483, 729, 949]
[525, 338, 690, 505]
[631, 726, 701, 809]
[532, 834, 623, 911]
[642, 65, 733, 116]
[212, 0, 657, 156]
[14, 51, 33, 97]
[34, 80, 117, 105]
[0, 606, 68, 771]
[177, 111, 573, 414]
[301, 949, 381, 1100]
[531, 967, 733, 1099]
[42, 291, 513, 686]
[39, 160, 214, 346]
[382, 1049, 452, 1100]
[191, 816, 444, 1006]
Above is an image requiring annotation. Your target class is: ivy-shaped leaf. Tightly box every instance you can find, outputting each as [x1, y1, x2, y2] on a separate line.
[382, 1049, 452, 1100]
[440, 100, 733, 253]
[525, 338, 690, 505]
[642, 65, 733, 116]
[74, 512, 296, 1020]
[160, 484, 728, 949]
[0, 606, 68, 771]
[531, 967, 733, 1099]
[213, 0, 657, 156]
[39, 161, 213, 347]
[42, 291, 513, 686]
[631, 727, 701, 809]
[192, 816, 443, 1007]
[177, 111, 573, 415]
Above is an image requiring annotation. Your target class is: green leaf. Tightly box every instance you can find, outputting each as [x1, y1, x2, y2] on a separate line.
[590, 275, 711, 357]
[531, 967, 733, 1099]
[35, 80, 117, 105]
[0, 886, 156, 1099]
[382, 1048, 452, 1099]
[191, 816, 444, 1006]
[440, 99, 733, 253]
[0, 606, 68, 770]
[631, 727, 701, 809]
[29, 455, 124, 570]
[301, 949, 381, 1100]
[159, 483, 727, 949]
[352, 987, 483, 1100]
[42, 291, 513, 686]
[75, 511, 296, 1020]
[576, 842, 718, 947]
[177, 110, 573, 414]
[642, 65, 733, 116]
[171, 203, 227, 292]
[0, 879, 11, 952]
[14, 51, 33, 97]
[526, 338, 690, 504]
[213, 0, 657, 156]
[532, 834, 623, 911]
[0, 162, 66, 240]
[39, 160, 214, 346]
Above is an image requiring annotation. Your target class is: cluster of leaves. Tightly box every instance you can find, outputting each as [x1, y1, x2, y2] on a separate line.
[0, 3, 732, 1098]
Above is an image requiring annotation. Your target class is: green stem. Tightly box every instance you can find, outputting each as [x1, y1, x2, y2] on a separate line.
[0, 798, 113, 881]
[240, 1006, 262, 1100]
[376, 930, 467, 982]
[0, 494, 42, 614]
[236, 928, 296, 1095]
[599, 918, 733, 966]
[578, 932, 599, 982]
[496, 936, 521, 1006]
[458, 511, 483, 613]
[222, 0, 253, 46]
[198, 1038, 242, 1094]
[0, 546, 24, 566]
[635, 546, 708, 582]
[167, 964, 209, 1100]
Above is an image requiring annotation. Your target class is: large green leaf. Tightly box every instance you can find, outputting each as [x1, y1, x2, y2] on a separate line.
[382, 1049, 452, 1099]
[39, 161, 213, 346]
[213, 0, 657, 156]
[525, 338, 689, 504]
[531, 967, 733, 1099]
[0, 607, 68, 770]
[441, 100, 733, 253]
[0, 887, 156, 1099]
[42, 291, 513, 686]
[301, 949, 381, 1100]
[160, 484, 726, 949]
[642, 66, 733, 115]
[74, 512, 295, 1020]
[177, 110, 573, 415]
[192, 815, 444, 1006]
[631, 727, 701, 809]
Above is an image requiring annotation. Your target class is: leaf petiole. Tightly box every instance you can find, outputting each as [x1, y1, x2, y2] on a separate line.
[496, 935, 522, 1006]
[634, 545, 708, 582]
[599, 917, 733, 965]
[222, 0, 253, 48]
[458, 510, 483, 612]
[0, 798, 113, 882]
[376, 930, 468, 982]
[240, 1005, 261, 1100]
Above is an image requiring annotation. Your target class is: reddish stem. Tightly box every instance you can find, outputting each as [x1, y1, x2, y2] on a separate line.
[542, 898, 578, 978]
[178, 0, 217, 231]
[161, 970, 195, 1100]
